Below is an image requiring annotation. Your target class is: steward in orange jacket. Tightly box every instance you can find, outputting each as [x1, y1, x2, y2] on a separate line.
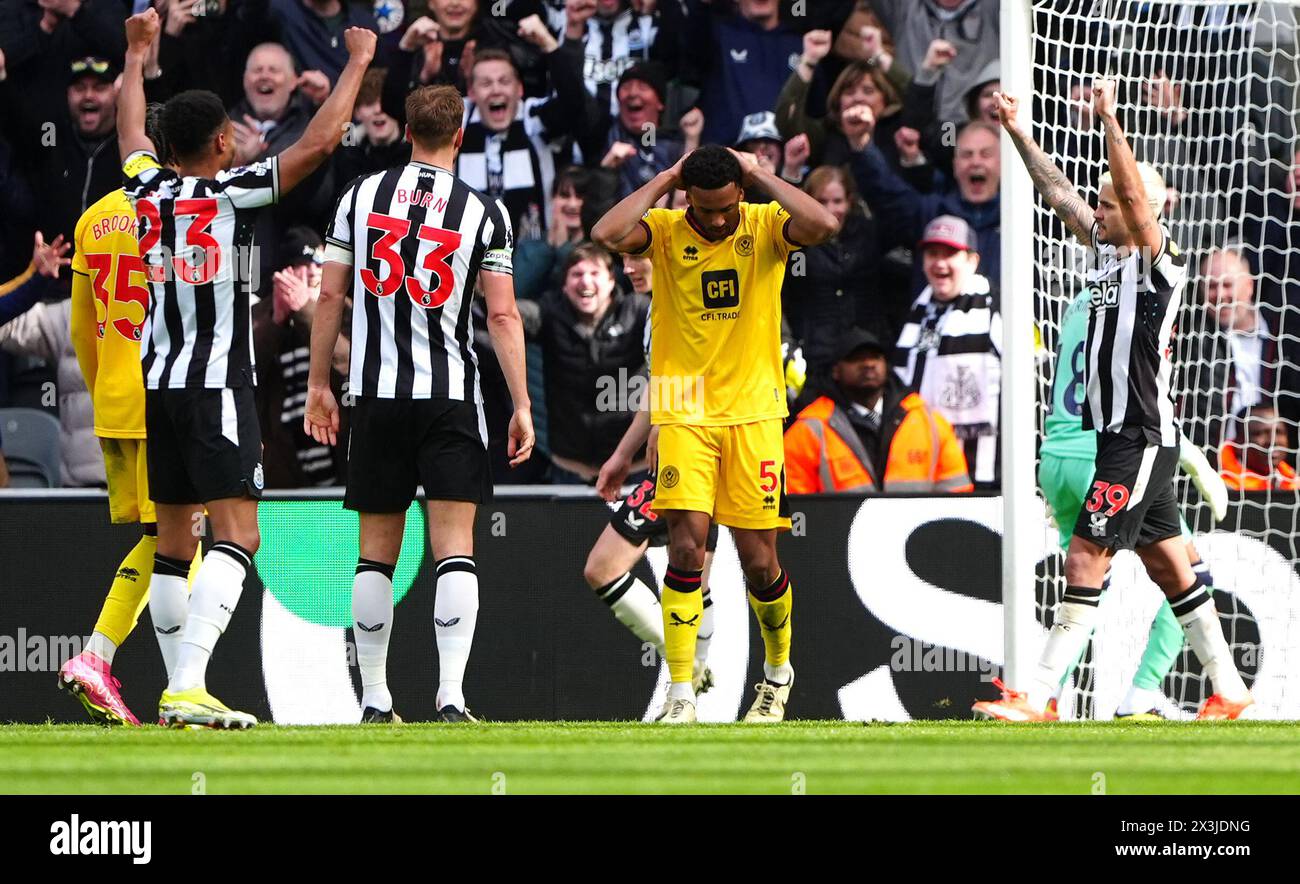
[1219, 405, 1299, 491]
[785, 328, 972, 493]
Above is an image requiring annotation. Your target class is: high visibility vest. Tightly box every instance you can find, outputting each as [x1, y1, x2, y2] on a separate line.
[784, 394, 973, 494]
[1219, 443, 1300, 491]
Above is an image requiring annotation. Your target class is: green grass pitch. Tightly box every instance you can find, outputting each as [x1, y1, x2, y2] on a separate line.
[3, 720, 1298, 794]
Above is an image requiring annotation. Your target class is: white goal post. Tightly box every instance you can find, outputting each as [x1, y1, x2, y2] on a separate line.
[1001, 0, 1300, 718]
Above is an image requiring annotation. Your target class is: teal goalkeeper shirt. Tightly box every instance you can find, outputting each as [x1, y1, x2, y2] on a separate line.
[1040, 289, 1098, 461]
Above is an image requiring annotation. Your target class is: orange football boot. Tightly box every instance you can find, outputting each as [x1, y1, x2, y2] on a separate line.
[1196, 694, 1254, 721]
[972, 678, 1053, 722]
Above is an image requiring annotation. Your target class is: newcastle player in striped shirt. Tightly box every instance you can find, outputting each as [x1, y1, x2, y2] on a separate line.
[304, 85, 535, 724]
[975, 80, 1253, 722]
[116, 10, 377, 728]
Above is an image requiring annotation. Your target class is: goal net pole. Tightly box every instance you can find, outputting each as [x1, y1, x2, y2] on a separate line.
[1001, 0, 1039, 689]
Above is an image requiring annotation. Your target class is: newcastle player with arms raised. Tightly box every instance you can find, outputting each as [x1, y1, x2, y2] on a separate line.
[975, 80, 1252, 722]
[118, 10, 376, 728]
[304, 85, 534, 724]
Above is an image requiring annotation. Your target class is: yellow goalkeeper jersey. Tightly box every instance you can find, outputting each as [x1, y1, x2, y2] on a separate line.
[70, 188, 148, 439]
[637, 201, 797, 426]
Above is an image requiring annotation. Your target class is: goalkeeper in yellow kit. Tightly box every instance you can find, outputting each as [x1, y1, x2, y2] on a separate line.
[57, 105, 196, 726]
[593, 145, 838, 722]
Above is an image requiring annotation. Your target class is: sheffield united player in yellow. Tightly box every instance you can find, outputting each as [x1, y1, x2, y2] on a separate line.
[58, 103, 199, 727]
[593, 145, 838, 723]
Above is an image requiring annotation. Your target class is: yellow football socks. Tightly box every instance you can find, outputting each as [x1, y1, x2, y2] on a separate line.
[661, 566, 704, 684]
[748, 569, 792, 669]
[93, 534, 158, 646]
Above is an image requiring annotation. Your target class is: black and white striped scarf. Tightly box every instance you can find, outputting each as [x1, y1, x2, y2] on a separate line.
[893, 274, 1002, 482]
[456, 98, 556, 242]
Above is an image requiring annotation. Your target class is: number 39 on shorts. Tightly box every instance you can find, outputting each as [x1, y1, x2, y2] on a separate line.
[1086, 480, 1130, 517]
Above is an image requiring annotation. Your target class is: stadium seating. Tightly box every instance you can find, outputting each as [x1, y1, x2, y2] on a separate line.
[0, 407, 61, 488]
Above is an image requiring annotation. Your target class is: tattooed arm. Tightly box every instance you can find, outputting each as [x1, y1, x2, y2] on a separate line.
[1092, 78, 1163, 255]
[993, 90, 1094, 245]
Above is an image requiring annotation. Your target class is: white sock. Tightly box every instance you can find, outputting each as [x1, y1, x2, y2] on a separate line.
[1028, 585, 1104, 712]
[1172, 580, 1250, 701]
[695, 587, 714, 668]
[1118, 685, 1166, 716]
[85, 631, 117, 666]
[434, 557, 479, 712]
[668, 681, 695, 701]
[353, 560, 395, 712]
[595, 573, 663, 655]
[168, 543, 250, 693]
[764, 662, 793, 685]
[148, 556, 191, 680]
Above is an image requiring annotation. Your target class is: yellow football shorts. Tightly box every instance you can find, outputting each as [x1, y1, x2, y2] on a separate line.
[101, 438, 156, 525]
[654, 419, 790, 531]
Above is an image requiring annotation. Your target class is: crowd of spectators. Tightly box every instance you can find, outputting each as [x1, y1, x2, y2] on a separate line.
[0, 0, 1294, 493]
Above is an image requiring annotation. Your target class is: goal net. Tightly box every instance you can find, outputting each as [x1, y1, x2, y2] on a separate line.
[1024, 0, 1300, 719]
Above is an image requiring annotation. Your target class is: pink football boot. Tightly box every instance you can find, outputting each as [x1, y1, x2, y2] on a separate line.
[57, 652, 142, 726]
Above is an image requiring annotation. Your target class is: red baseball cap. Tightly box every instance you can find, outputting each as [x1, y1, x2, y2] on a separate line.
[918, 215, 977, 251]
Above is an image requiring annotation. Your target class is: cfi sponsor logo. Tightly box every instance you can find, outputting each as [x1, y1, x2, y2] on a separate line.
[49, 815, 151, 865]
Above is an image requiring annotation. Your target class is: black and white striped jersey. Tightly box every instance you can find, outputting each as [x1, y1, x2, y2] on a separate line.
[578, 9, 658, 117]
[1083, 222, 1187, 446]
[324, 161, 513, 401]
[123, 150, 279, 390]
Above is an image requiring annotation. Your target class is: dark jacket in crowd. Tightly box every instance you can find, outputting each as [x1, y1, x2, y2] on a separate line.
[251, 297, 347, 488]
[1175, 302, 1300, 461]
[150, 4, 276, 109]
[595, 121, 685, 200]
[382, 0, 553, 117]
[0, 0, 126, 110]
[773, 68, 932, 192]
[0, 0, 125, 275]
[0, 136, 37, 281]
[229, 92, 334, 287]
[850, 142, 1001, 293]
[682, 2, 804, 147]
[537, 287, 648, 466]
[472, 295, 550, 484]
[783, 211, 897, 375]
[332, 133, 411, 190]
[8, 122, 119, 289]
[242, 0, 380, 85]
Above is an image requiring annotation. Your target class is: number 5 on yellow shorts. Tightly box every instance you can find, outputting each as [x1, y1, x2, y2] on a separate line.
[654, 420, 790, 531]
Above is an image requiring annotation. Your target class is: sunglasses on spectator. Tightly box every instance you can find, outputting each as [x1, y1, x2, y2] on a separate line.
[70, 59, 111, 75]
